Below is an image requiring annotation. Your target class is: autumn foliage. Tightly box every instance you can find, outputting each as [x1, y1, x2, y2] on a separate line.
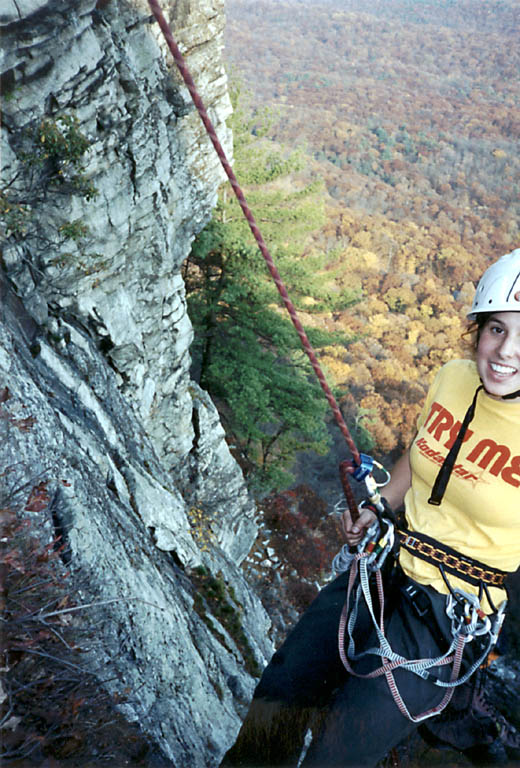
[257, 485, 344, 618]
[312, 209, 481, 458]
[225, 0, 519, 465]
[226, 0, 518, 254]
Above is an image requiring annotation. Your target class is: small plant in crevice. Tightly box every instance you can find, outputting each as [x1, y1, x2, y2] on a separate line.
[191, 566, 260, 678]
[21, 114, 97, 201]
[187, 504, 217, 552]
[58, 219, 89, 241]
[0, 112, 100, 282]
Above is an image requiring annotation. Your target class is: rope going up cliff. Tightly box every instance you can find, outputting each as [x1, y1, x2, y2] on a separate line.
[146, 0, 383, 522]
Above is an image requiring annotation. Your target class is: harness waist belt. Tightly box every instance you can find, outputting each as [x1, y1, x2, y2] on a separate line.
[397, 529, 508, 588]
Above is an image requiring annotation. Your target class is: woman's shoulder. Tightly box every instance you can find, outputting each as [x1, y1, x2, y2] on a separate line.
[438, 359, 477, 377]
[430, 359, 479, 392]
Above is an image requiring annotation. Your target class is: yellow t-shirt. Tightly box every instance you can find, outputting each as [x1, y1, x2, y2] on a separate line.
[401, 359, 520, 612]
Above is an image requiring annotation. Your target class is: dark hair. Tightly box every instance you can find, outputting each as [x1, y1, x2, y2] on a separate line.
[474, 313, 491, 345]
[463, 313, 491, 352]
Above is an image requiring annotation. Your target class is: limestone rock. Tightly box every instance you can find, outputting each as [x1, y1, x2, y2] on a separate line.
[1, 1, 268, 764]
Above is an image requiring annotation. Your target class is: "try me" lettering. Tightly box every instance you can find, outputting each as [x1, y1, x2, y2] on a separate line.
[422, 402, 520, 488]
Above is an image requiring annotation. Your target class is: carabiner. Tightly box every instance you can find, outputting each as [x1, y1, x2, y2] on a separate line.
[364, 462, 391, 513]
[357, 518, 395, 572]
[446, 588, 491, 641]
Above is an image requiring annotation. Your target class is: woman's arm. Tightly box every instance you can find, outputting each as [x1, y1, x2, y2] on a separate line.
[342, 447, 412, 547]
[383, 448, 412, 512]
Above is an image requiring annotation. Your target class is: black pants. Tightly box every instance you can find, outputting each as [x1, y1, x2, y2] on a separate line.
[222, 566, 483, 767]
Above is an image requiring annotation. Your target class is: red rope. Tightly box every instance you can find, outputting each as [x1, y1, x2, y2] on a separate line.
[147, 0, 361, 516]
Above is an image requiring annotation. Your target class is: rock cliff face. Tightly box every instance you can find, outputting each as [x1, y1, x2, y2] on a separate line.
[1, 1, 269, 764]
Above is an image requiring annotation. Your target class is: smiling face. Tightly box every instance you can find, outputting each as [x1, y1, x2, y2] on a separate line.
[476, 312, 520, 400]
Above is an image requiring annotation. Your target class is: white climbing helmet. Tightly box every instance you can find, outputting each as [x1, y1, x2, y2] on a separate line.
[468, 248, 520, 319]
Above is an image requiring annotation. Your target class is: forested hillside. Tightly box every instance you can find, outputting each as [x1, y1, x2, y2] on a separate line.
[224, 0, 519, 461]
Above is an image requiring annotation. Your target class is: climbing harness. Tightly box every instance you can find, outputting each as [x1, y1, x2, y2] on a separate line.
[397, 528, 508, 589]
[334, 518, 507, 722]
[147, 0, 379, 520]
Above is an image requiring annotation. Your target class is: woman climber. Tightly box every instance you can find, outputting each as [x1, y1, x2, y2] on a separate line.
[222, 249, 520, 767]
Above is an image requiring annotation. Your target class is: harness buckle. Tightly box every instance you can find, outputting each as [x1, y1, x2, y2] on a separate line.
[402, 583, 430, 618]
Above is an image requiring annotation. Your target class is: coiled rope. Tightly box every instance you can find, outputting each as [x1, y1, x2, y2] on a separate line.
[148, 0, 361, 518]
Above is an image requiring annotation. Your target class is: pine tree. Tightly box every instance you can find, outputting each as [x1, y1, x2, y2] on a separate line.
[185, 85, 358, 491]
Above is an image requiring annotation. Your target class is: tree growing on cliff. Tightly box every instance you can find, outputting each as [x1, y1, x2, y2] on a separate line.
[185, 85, 357, 490]
[0, 113, 99, 280]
